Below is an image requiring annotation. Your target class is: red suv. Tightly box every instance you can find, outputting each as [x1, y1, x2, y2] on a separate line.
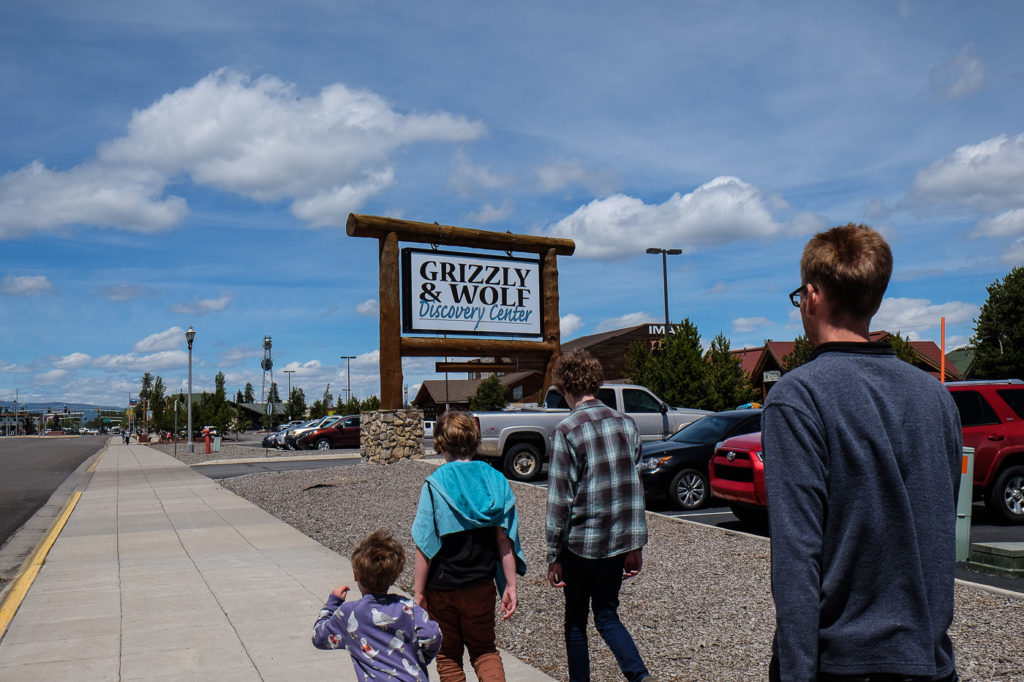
[708, 432, 768, 528]
[709, 379, 1024, 526]
[947, 380, 1024, 523]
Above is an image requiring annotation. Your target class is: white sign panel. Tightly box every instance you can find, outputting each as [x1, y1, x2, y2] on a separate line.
[402, 248, 542, 337]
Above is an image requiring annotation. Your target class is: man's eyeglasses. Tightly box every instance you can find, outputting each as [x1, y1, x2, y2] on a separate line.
[789, 284, 807, 307]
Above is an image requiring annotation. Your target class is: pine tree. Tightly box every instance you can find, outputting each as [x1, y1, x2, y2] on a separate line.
[286, 387, 307, 420]
[244, 382, 255, 403]
[359, 396, 381, 411]
[782, 335, 814, 370]
[623, 318, 712, 409]
[972, 266, 1024, 379]
[705, 333, 758, 411]
[887, 331, 918, 365]
[151, 376, 167, 432]
[469, 375, 509, 411]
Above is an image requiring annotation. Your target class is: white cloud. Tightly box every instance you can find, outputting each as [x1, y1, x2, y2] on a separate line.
[35, 369, 68, 384]
[170, 293, 233, 314]
[973, 208, 1024, 238]
[535, 159, 615, 196]
[732, 316, 772, 333]
[908, 134, 1024, 214]
[595, 311, 656, 332]
[0, 69, 485, 239]
[98, 284, 156, 301]
[93, 350, 190, 371]
[1, 274, 55, 297]
[560, 313, 584, 337]
[0, 360, 29, 373]
[0, 162, 187, 239]
[542, 176, 805, 260]
[221, 346, 263, 365]
[1004, 237, 1024, 266]
[929, 44, 985, 100]
[355, 299, 379, 316]
[54, 352, 92, 370]
[103, 69, 483, 204]
[133, 326, 186, 352]
[872, 297, 978, 336]
[464, 199, 515, 225]
[447, 149, 512, 196]
[290, 169, 395, 228]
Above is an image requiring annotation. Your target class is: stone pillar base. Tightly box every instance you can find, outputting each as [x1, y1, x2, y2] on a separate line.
[360, 409, 425, 464]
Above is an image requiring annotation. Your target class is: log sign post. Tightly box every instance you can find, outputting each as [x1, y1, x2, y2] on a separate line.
[346, 213, 574, 461]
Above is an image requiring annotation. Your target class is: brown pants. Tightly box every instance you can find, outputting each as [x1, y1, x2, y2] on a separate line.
[425, 580, 505, 682]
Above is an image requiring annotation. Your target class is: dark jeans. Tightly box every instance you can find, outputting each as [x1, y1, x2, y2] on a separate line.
[817, 674, 958, 682]
[561, 550, 649, 682]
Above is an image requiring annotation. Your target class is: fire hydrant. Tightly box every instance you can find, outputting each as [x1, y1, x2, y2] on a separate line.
[204, 427, 211, 454]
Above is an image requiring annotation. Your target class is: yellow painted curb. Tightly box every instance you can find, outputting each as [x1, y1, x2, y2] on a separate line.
[87, 449, 106, 473]
[0, 491, 82, 640]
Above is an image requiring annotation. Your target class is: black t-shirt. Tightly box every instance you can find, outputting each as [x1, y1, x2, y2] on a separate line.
[426, 526, 498, 591]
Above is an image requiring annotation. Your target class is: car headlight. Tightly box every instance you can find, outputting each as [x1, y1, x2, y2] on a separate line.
[638, 456, 671, 472]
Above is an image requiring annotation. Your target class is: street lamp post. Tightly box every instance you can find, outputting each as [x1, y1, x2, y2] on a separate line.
[282, 369, 295, 419]
[185, 325, 196, 453]
[646, 247, 683, 347]
[339, 356, 355, 407]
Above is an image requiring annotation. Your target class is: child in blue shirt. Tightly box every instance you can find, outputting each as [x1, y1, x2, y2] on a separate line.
[313, 529, 441, 680]
[412, 411, 527, 681]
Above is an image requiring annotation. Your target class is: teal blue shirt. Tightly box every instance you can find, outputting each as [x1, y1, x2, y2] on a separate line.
[412, 460, 526, 589]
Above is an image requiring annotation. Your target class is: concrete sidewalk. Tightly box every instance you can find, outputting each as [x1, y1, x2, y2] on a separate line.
[0, 442, 554, 681]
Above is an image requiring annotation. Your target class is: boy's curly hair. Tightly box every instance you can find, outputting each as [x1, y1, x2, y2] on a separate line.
[434, 410, 480, 460]
[553, 349, 603, 398]
[351, 529, 405, 593]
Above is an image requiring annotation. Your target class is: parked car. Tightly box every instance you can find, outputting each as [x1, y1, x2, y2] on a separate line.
[947, 379, 1024, 523]
[473, 384, 712, 482]
[296, 415, 361, 450]
[285, 415, 343, 450]
[638, 409, 762, 510]
[273, 419, 317, 449]
[708, 432, 768, 528]
[710, 379, 1024, 527]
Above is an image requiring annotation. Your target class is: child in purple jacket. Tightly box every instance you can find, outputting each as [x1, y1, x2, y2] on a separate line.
[313, 529, 441, 681]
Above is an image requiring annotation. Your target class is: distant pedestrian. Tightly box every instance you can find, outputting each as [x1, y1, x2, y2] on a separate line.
[312, 529, 441, 681]
[545, 349, 654, 682]
[122, 429, 129, 445]
[763, 223, 962, 681]
[412, 410, 525, 681]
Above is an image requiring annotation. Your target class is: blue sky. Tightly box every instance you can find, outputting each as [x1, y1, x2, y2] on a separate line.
[2, 1, 1023, 408]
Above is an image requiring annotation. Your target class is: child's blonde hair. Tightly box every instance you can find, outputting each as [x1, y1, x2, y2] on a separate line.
[351, 529, 405, 593]
[434, 411, 480, 460]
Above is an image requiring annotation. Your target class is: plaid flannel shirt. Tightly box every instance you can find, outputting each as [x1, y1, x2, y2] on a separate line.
[545, 398, 648, 564]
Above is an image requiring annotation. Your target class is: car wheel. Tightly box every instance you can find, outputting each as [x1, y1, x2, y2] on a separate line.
[316, 438, 332, 451]
[729, 504, 768, 530]
[503, 443, 543, 482]
[987, 464, 1024, 524]
[669, 468, 709, 510]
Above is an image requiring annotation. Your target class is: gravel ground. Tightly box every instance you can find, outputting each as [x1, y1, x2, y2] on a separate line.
[155, 442, 1024, 681]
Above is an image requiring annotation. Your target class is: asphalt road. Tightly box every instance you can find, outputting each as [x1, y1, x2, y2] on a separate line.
[0, 436, 106, 548]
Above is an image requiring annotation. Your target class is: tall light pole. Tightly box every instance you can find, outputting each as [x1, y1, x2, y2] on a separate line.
[282, 369, 295, 419]
[185, 325, 196, 453]
[646, 247, 683, 347]
[339, 356, 355, 407]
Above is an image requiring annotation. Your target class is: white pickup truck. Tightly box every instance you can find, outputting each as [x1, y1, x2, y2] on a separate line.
[473, 384, 712, 481]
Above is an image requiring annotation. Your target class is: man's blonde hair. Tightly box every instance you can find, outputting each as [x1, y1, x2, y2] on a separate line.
[801, 223, 892, 321]
[434, 410, 480, 460]
[351, 529, 405, 593]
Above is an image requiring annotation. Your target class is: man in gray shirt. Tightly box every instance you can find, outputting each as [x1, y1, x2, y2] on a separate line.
[763, 224, 961, 682]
